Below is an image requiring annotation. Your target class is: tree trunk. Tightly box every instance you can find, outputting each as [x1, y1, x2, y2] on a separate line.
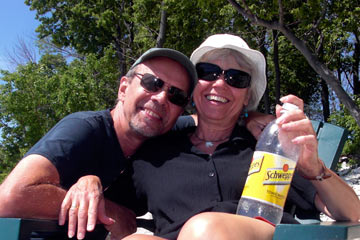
[156, 2, 167, 48]
[353, 32, 360, 95]
[281, 29, 360, 126]
[259, 31, 270, 113]
[273, 30, 281, 104]
[320, 79, 330, 121]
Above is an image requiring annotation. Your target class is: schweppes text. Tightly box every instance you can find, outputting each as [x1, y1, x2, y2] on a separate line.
[241, 151, 297, 208]
[263, 168, 294, 185]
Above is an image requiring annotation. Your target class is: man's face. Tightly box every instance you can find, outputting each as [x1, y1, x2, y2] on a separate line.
[119, 57, 190, 138]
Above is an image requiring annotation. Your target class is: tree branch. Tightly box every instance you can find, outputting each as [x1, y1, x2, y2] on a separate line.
[278, 0, 284, 26]
[227, 0, 360, 126]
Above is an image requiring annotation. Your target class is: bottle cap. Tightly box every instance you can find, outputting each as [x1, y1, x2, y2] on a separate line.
[280, 103, 299, 114]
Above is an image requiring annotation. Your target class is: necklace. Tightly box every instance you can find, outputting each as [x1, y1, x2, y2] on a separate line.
[193, 133, 230, 148]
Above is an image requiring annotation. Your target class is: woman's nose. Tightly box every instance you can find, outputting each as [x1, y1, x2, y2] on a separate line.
[212, 74, 227, 86]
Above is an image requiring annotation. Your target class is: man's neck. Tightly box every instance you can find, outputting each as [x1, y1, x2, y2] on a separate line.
[110, 107, 146, 158]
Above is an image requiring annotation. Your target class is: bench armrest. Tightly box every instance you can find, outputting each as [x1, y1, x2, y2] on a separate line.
[273, 221, 360, 240]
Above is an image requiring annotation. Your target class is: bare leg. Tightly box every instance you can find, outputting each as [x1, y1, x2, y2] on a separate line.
[178, 212, 275, 240]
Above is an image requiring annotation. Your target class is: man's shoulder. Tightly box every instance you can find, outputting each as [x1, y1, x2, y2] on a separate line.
[64, 109, 111, 122]
[58, 109, 112, 128]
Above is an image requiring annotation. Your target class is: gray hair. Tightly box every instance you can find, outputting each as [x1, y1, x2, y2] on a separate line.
[199, 48, 253, 75]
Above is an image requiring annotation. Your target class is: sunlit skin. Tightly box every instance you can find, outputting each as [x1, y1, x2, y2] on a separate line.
[111, 57, 190, 157]
[193, 56, 250, 128]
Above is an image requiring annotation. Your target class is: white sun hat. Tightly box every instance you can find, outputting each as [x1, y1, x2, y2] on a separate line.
[190, 34, 267, 111]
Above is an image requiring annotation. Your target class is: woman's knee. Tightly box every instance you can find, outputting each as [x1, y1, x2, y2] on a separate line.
[178, 212, 231, 240]
[177, 212, 275, 240]
[122, 234, 166, 240]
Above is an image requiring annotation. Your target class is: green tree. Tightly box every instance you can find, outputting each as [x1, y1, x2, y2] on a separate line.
[25, 0, 135, 75]
[227, 0, 360, 126]
[0, 48, 120, 174]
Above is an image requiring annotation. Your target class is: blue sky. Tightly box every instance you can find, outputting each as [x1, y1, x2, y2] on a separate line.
[0, 1, 39, 71]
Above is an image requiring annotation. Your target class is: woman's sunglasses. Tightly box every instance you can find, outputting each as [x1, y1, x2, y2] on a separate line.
[196, 62, 251, 89]
[135, 73, 189, 107]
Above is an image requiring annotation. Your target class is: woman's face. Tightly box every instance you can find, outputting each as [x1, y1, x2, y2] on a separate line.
[193, 55, 251, 126]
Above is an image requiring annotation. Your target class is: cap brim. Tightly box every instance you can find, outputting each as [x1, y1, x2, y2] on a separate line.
[131, 48, 198, 95]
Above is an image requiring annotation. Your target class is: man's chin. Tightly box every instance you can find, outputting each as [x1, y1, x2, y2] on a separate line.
[130, 123, 161, 138]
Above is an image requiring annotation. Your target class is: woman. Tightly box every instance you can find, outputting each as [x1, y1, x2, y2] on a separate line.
[122, 34, 360, 240]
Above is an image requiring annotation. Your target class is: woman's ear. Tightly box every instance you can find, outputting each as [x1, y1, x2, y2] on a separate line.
[244, 90, 251, 106]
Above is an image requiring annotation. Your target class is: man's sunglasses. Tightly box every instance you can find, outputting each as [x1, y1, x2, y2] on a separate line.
[196, 62, 251, 89]
[135, 73, 189, 107]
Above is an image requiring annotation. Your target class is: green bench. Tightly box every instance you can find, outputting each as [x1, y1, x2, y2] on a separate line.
[310, 120, 349, 171]
[0, 218, 107, 240]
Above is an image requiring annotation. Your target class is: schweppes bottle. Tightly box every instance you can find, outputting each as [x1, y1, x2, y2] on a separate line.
[236, 103, 300, 225]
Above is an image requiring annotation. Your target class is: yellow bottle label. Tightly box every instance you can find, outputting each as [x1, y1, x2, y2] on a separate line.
[241, 151, 296, 209]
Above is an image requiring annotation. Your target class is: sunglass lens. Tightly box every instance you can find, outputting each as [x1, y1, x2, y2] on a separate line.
[139, 73, 188, 107]
[140, 74, 164, 92]
[168, 87, 189, 107]
[225, 70, 251, 88]
[196, 63, 221, 81]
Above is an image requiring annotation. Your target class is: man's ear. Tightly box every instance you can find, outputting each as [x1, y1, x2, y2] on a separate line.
[118, 76, 129, 102]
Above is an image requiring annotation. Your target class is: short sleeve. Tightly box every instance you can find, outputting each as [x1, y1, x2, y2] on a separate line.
[25, 116, 96, 188]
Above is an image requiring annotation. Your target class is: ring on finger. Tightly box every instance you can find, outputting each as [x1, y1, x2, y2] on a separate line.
[70, 203, 78, 210]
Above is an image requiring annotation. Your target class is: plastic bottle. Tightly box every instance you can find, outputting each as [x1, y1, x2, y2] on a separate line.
[236, 103, 300, 225]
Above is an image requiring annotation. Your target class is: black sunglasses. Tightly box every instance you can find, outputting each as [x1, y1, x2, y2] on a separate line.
[196, 62, 251, 89]
[135, 73, 189, 107]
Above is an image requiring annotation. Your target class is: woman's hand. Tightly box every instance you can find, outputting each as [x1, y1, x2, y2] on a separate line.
[276, 95, 324, 177]
[103, 200, 137, 239]
[58, 175, 115, 239]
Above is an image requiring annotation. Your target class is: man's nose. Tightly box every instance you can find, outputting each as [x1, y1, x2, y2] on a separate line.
[151, 89, 168, 104]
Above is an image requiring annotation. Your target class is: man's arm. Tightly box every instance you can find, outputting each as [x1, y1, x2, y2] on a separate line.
[0, 154, 66, 218]
[245, 111, 275, 140]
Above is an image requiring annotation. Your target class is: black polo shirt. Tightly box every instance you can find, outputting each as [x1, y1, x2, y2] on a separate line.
[25, 109, 127, 190]
[121, 119, 319, 239]
[129, 125, 255, 238]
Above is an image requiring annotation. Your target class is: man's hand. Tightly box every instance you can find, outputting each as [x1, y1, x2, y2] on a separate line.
[245, 111, 275, 140]
[59, 175, 114, 239]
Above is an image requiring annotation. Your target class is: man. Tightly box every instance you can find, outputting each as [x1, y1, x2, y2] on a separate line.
[0, 48, 197, 240]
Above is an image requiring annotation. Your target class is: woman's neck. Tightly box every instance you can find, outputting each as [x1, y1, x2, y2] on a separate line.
[190, 121, 235, 154]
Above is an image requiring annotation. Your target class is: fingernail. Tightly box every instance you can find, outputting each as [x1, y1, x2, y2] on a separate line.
[275, 117, 283, 124]
[78, 232, 84, 239]
[87, 224, 94, 231]
[58, 218, 64, 226]
[68, 231, 74, 238]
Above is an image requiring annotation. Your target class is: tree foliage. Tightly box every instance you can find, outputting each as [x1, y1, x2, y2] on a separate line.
[228, 0, 360, 126]
[0, 48, 120, 178]
[1, 0, 360, 177]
